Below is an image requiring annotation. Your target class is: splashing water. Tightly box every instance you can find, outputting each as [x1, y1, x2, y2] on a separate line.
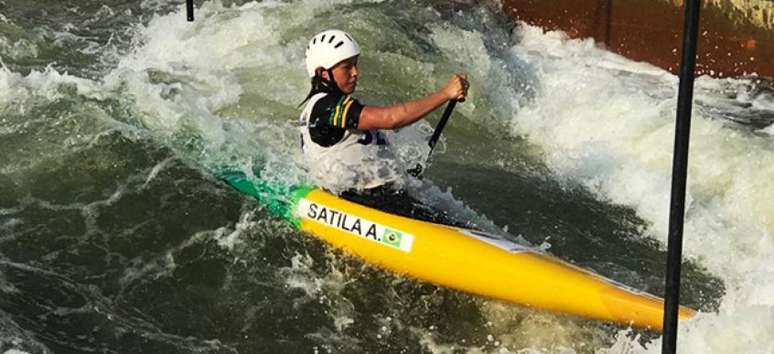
[1, 0, 773, 353]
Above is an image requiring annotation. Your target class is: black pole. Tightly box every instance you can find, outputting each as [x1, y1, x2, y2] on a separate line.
[427, 100, 457, 153]
[662, 0, 701, 353]
[407, 100, 457, 177]
[187, 0, 194, 22]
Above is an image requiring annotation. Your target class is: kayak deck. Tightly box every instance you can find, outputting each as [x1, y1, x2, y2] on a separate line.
[217, 169, 694, 331]
[294, 188, 695, 331]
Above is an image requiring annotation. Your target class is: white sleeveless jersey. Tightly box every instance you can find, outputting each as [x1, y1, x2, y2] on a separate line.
[299, 93, 403, 192]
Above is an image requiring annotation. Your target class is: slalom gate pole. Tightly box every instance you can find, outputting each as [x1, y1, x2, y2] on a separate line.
[187, 0, 194, 22]
[662, 0, 701, 353]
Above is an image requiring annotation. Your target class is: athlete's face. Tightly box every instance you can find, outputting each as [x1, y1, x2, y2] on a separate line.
[325, 56, 359, 94]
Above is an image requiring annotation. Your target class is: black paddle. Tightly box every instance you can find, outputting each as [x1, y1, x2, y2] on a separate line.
[408, 100, 457, 177]
[428, 100, 457, 154]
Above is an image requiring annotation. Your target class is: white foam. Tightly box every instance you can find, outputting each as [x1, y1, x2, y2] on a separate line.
[101, 0, 479, 194]
[76, 1, 774, 350]
[0, 65, 104, 109]
[214, 210, 256, 250]
[511, 23, 774, 352]
[0, 37, 38, 61]
[277, 251, 355, 333]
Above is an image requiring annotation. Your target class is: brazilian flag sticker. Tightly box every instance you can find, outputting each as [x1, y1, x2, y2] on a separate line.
[381, 228, 403, 248]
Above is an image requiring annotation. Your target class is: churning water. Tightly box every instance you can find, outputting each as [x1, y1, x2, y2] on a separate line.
[1, 0, 773, 353]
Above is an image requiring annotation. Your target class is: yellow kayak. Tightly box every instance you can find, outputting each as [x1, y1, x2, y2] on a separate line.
[219, 172, 695, 331]
[295, 188, 695, 331]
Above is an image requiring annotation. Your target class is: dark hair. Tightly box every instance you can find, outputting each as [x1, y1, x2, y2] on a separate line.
[298, 68, 342, 108]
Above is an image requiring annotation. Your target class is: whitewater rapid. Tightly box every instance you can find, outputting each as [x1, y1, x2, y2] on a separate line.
[1, 0, 773, 353]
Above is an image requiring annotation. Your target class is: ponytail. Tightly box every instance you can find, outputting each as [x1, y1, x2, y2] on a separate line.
[297, 68, 342, 108]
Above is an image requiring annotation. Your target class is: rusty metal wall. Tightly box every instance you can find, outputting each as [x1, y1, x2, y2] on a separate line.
[502, 0, 774, 79]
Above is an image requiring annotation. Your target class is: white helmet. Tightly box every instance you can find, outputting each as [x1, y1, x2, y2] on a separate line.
[304, 29, 361, 78]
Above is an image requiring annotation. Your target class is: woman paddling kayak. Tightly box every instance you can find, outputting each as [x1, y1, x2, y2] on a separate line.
[298, 29, 469, 225]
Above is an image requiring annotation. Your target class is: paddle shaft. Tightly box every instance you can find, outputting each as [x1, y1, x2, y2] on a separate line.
[407, 100, 457, 177]
[427, 100, 457, 154]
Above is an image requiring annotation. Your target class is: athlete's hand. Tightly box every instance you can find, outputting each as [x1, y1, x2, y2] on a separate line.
[441, 73, 469, 102]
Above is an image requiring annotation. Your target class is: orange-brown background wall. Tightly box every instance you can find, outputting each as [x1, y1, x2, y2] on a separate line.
[502, 0, 774, 79]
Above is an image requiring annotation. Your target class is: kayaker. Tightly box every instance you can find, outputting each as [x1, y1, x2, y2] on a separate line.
[298, 29, 468, 223]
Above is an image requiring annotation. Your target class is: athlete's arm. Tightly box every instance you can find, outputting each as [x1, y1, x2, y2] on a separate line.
[357, 74, 468, 130]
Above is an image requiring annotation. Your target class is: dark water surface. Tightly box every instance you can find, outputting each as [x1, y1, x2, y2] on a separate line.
[2, 0, 772, 353]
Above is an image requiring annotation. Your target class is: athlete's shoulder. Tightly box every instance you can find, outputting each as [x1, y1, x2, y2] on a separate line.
[310, 91, 364, 130]
[311, 91, 347, 111]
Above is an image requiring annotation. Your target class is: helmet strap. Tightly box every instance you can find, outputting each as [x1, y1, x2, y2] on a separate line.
[324, 68, 343, 95]
[297, 68, 343, 108]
